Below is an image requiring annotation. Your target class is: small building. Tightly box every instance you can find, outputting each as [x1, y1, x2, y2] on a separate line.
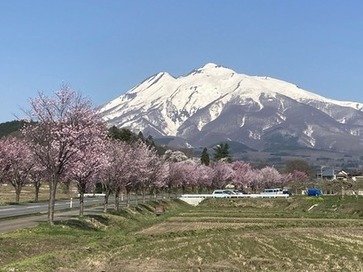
[335, 170, 349, 180]
[317, 167, 336, 180]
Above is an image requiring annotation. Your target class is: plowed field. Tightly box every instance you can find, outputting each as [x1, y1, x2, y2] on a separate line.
[1, 197, 362, 272]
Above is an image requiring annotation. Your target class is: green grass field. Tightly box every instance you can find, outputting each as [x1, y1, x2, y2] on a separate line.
[0, 196, 362, 271]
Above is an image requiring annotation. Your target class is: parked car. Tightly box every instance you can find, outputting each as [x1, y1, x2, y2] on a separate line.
[212, 189, 237, 198]
[282, 189, 292, 196]
[306, 188, 321, 196]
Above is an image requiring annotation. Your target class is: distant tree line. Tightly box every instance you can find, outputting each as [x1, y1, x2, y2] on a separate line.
[0, 120, 27, 138]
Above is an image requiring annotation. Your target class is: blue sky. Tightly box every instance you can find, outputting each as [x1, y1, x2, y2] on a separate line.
[1, 1, 362, 123]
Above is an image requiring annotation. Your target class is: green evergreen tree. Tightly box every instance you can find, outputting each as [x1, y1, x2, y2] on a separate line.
[107, 126, 166, 155]
[213, 143, 232, 162]
[145, 135, 156, 149]
[108, 126, 137, 142]
[200, 147, 210, 166]
[137, 131, 145, 141]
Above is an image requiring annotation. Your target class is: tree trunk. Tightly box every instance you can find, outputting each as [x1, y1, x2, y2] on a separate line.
[150, 187, 157, 199]
[63, 180, 71, 194]
[142, 188, 146, 203]
[9, 177, 22, 203]
[103, 190, 111, 213]
[14, 183, 22, 203]
[115, 189, 120, 211]
[34, 181, 41, 202]
[126, 190, 131, 208]
[48, 175, 58, 225]
[79, 191, 85, 216]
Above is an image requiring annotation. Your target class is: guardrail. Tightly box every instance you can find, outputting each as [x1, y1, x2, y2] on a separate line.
[180, 194, 289, 199]
[77, 193, 106, 197]
[180, 194, 212, 198]
[179, 193, 289, 206]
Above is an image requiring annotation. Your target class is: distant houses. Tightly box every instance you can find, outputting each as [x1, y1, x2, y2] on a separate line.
[317, 167, 350, 181]
[335, 170, 350, 180]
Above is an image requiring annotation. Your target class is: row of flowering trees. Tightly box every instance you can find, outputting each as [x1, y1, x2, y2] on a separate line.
[161, 160, 308, 194]
[0, 87, 308, 225]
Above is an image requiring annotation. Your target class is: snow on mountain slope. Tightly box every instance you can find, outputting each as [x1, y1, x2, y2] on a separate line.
[98, 63, 363, 152]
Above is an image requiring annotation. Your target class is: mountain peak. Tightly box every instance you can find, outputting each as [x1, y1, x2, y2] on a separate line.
[201, 63, 220, 69]
[195, 63, 235, 76]
[98, 64, 363, 155]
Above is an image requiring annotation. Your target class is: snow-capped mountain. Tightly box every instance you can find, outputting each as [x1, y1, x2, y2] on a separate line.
[98, 63, 363, 153]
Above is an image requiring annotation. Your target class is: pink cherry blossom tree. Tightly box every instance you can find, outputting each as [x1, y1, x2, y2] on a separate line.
[249, 169, 264, 193]
[102, 139, 153, 210]
[231, 161, 254, 190]
[100, 139, 133, 212]
[291, 170, 309, 182]
[135, 143, 163, 203]
[28, 162, 47, 202]
[173, 160, 198, 194]
[194, 164, 213, 192]
[288, 170, 309, 194]
[280, 173, 293, 188]
[165, 162, 185, 197]
[259, 166, 282, 188]
[146, 157, 168, 200]
[211, 161, 234, 189]
[123, 140, 149, 207]
[100, 140, 120, 213]
[183, 161, 200, 192]
[152, 161, 169, 196]
[66, 128, 107, 216]
[0, 137, 34, 203]
[22, 86, 106, 224]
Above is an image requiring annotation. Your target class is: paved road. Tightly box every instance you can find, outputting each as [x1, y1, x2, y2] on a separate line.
[0, 197, 105, 219]
[0, 206, 105, 234]
[0, 195, 167, 234]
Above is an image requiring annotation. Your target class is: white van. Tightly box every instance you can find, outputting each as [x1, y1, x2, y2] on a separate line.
[261, 188, 283, 194]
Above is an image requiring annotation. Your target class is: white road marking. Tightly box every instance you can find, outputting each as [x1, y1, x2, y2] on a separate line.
[0, 208, 16, 211]
[26, 206, 41, 209]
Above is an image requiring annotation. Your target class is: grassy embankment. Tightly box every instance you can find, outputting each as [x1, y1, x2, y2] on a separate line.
[0, 196, 362, 272]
